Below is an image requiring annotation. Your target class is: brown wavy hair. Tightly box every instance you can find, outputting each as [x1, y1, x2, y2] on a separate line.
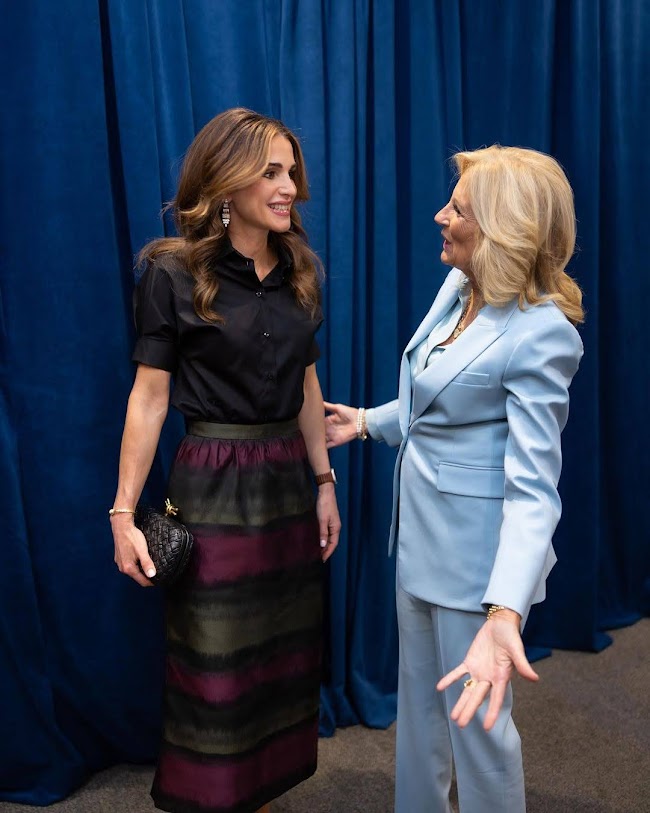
[138, 108, 323, 322]
[454, 146, 584, 324]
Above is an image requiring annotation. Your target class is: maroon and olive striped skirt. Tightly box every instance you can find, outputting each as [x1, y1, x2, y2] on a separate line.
[151, 420, 322, 813]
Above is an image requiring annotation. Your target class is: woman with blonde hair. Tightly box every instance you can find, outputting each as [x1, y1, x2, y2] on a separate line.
[111, 108, 340, 813]
[325, 145, 583, 812]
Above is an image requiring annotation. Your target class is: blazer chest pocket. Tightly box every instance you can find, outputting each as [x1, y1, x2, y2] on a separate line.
[450, 371, 490, 387]
[437, 461, 504, 499]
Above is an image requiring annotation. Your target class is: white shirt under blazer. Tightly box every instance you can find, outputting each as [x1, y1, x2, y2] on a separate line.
[368, 267, 584, 620]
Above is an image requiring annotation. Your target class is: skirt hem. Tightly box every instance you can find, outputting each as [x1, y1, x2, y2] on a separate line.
[151, 762, 317, 813]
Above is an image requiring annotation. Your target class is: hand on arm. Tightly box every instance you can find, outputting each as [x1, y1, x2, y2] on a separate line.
[436, 608, 538, 730]
[111, 364, 171, 587]
[323, 401, 360, 448]
[299, 367, 342, 561]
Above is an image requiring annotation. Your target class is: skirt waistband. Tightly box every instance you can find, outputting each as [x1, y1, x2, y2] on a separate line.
[187, 419, 300, 440]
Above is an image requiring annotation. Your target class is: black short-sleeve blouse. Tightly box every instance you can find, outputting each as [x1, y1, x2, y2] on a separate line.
[132, 240, 323, 423]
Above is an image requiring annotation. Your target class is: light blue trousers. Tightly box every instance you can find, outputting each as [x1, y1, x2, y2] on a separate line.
[395, 585, 526, 813]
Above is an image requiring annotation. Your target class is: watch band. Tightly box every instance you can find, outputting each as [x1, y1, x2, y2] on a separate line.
[314, 468, 337, 486]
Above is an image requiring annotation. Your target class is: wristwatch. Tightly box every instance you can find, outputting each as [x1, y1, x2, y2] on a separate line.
[314, 468, 337, 486]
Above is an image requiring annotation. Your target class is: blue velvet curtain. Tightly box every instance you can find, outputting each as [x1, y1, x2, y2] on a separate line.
[1, 0, 648, 804]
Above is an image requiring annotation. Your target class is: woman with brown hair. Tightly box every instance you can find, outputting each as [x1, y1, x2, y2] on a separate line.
[110, 108, 340, 813]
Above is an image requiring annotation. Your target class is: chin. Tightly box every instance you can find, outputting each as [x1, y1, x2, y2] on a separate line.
[271, 221, 292, 233]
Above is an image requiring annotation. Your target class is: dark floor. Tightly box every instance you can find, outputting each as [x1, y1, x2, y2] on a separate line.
[1, 619, 649, 813]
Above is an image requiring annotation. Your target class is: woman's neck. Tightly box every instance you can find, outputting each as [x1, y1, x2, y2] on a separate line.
[228, 229, 276, 275]
[463, 272, 483, 307]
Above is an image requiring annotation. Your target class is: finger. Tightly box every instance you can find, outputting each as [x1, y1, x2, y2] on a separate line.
[322, 541, 336, 562]
[325, 433, 344, 449]
[319, 519, 329, 551]
[483, 680, 507, 731]
[512, 648, 539, 682]
[323, 401, 338, 414]
[456, 681, 491, 728]
[123, 563, 154, 588]
[322, 527, 340, 562]
[436, 663, 468, 692]
[139, 552, 157, 580]
[133, 538, 157, 580]
[449, 685, 473, 721]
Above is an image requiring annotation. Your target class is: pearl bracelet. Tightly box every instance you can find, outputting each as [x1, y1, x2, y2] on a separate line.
[356, 407, 368, 440]
[486, 604, 507, 620]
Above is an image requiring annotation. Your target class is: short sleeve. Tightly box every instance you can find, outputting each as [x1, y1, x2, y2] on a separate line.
[131, 261, 179, 372]
[306, 337, 321, 365]
[306, 305, 324, 365]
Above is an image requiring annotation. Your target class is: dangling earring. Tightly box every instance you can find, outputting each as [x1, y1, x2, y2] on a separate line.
[221, 199, 231, 228]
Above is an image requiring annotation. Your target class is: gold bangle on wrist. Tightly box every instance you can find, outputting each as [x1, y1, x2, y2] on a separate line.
[108, 508, 135, 517]
[486, 604, 507, 620]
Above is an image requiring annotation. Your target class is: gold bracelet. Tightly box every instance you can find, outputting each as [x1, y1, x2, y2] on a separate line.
[108, 508, 135, 516]
[486, 604, 507, 620]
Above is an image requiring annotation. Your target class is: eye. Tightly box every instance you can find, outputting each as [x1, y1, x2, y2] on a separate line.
[453, 203, 463, 216]
[263, 170, 276, 179]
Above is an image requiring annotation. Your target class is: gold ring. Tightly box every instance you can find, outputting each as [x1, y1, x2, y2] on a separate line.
[463, 678, 476, 689]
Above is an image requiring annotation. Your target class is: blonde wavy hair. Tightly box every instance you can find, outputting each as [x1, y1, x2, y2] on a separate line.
[138, 108, 322, 322]
[454, 145, 584, 324]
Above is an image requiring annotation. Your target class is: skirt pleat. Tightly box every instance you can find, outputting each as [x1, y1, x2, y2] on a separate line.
[151, 422, 322, 813]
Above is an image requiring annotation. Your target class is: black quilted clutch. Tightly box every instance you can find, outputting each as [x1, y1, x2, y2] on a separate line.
[134, 501, 193, 586]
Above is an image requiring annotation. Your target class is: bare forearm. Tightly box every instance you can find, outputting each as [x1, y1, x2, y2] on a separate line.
[298, 365, 331, 476]
[113, 391, 168, 509]
[299, 365, 341, 560]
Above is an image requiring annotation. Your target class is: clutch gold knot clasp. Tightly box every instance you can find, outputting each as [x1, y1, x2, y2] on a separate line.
[165, 498, 179, 517]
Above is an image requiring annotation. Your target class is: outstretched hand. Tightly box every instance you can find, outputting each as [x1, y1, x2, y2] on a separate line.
[323, 401, 359, 448]
[436, 611, 539, 731]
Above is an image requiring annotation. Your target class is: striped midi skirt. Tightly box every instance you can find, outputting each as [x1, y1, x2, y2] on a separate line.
[151, 420, 323, 813]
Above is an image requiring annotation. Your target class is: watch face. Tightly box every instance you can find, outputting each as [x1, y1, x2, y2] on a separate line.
[330, 468, 337, 484]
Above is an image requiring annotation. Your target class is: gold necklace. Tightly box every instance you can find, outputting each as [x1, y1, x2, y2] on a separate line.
[451, 289, 474, 340]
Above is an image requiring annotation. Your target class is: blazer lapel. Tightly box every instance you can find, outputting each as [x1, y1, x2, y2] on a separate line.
[404, 274, 465, 355]
[398, 272, 465, 437]
[410, 298, 520, 422]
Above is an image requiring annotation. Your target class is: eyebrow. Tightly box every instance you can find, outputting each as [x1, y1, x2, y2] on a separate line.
[452, 196, 471, 215]
[266, 162, 297, 171]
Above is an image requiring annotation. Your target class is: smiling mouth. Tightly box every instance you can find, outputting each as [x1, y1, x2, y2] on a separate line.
[269, 204, 291, 216]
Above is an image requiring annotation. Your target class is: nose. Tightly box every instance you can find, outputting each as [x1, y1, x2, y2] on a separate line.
[279, 175, 297, 199]
[434, 203, 449, 225]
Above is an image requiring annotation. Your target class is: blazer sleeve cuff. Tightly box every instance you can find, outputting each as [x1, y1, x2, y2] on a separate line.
[482, 543, 558, 624]
[367, 399, 402, 447]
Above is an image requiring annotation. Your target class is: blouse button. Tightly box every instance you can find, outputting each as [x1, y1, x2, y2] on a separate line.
[267, 373, 275, 381]
[256, 290, 263, 297]
[263, 332, 270, 338]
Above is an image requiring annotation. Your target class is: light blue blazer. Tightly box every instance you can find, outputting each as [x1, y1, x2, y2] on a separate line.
[372, 268, 583, 619]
